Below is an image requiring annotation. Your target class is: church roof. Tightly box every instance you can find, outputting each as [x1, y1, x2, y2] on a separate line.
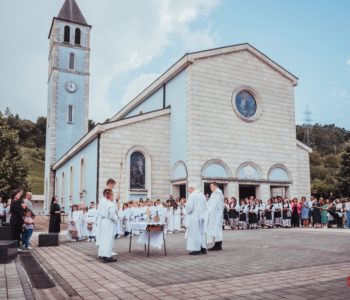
[57, 0, 89, 26]
[111, 43, 298, 121]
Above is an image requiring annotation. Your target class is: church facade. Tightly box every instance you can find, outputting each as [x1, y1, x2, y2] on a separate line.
[44, 0, 311, 212]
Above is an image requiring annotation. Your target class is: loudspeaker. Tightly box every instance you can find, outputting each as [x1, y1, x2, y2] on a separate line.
[38, 233, 59, 247]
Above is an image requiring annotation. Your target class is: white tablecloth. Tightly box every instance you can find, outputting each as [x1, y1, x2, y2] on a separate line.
[129, 222, 166, 250]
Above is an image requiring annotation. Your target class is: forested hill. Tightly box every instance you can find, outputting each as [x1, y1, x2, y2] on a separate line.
[1, 107, 350, 197]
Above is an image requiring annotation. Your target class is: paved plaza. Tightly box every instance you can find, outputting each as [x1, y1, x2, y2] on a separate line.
[2, 228, 350, 299]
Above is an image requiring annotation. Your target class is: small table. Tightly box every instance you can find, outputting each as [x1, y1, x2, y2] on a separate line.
[128, 223, 167, 257]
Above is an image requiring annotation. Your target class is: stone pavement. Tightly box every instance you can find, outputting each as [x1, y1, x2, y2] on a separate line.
[2, 228, 350, 299]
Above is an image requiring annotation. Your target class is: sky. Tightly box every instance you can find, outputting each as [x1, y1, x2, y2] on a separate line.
[0, 0, 349, 129]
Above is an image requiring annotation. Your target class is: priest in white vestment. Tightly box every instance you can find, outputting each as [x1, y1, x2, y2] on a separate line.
[206, 182, 224, 251]
[186, 183, 208, 255]
[97, 189, 119, 263]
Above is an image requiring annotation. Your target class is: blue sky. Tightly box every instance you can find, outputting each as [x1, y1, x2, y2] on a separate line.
[0, 0, 349, 128]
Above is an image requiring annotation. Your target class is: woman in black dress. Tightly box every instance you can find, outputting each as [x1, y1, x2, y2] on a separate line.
[49, 196, 61, 233]
[312, 199, 322, 228]
[10, 189, 24, 250]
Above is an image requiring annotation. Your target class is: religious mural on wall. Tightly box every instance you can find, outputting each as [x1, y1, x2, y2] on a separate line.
[130, 152, 145, 189]
[235, 90, 257, 118]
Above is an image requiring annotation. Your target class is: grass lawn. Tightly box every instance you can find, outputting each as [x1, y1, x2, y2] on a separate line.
[21, 147, 45, 194]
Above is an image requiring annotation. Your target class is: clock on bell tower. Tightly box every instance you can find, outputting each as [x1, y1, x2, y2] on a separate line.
[44, 0, 91, 208]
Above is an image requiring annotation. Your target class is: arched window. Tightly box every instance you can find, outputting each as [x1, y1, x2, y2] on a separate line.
[69, 166, 74, 203]
[64, 26, 70, 43]
[67, 105, 73, 123]
[268, 165, 290, 182]
[130, 152, 145, 190]
[75, 28, 81, 45]
[69, 53, 75, 70]
[237, 162, 261, 180]
[201, 159, 231, 179]
[79, 158, 85, 198]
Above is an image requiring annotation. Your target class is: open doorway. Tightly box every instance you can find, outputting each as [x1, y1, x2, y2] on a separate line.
[173, 183, 187, 199]
[204, 182, 225, 197]
[239, 185, 256, 200]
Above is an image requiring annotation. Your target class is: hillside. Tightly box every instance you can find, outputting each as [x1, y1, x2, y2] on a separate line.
[21, 147, 45, 194]
[2, 108, 350, 197]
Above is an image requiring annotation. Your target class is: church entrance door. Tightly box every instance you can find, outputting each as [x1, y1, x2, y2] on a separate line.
[239, 185, 256, 200]
[172, 183, 187, 199]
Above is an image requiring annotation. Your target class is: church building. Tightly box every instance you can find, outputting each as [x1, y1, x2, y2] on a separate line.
[44, 0, 311, 212]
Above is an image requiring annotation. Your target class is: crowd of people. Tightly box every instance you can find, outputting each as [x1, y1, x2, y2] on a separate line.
[222, 196, 350, 230]
[0, 190, 36, 251]
[2, 180, 350, 258]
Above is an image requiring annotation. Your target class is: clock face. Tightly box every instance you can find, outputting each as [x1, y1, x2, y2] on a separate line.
[66, 81, 77, 93]
[235, 91, 257, 119]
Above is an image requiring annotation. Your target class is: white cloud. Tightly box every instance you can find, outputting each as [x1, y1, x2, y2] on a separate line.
[85, 0, 220, 121]
[346, 58, 350, 65]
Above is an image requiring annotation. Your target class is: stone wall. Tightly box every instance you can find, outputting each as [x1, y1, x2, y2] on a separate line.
[186, 49, 309, 199]
[297, 144, 312, 198]
[99, 112, 171, 202]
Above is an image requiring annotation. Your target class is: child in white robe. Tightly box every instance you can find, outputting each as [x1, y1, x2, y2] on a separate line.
[86, 202, 97, 241]
[98, 189, 119, 263]
[68, 205, 82, 241]
[173, 204, 182, 232]
[81, 206, 88, 239]
[167, 204, 175, 233]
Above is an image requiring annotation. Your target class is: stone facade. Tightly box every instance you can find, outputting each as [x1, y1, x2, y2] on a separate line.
[185, 49, 308, 199]
[99, 111, 171, 202]
[297, 142, 312, 198]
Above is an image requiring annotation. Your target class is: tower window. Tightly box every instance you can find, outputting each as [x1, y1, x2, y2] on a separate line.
[64, 26, 70, 43]
[68, 105, 74, 123]
[69, 53, 75, 70]
[75, 28, 81, 45]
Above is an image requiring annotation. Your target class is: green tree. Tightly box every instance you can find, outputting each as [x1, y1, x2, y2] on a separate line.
[0, 112, 29, 199]
[337, 143, 350, 197]
[33, 116, 46, 147]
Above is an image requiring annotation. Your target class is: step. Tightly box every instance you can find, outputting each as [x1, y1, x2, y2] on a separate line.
[0, 224, 12, 240]
[0, 240, 18, 263]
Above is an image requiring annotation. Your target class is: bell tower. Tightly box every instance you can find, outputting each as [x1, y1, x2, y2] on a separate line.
[44, 0, 91, 210]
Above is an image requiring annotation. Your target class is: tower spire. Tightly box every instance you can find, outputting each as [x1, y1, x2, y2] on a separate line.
[57, 0, 88, 26]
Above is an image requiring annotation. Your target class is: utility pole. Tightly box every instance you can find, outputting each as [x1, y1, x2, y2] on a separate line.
[303, 105, 314, 148]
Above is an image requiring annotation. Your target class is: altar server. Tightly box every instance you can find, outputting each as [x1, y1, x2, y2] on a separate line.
[98, 189, 119, 263]
[154, 200, 165, 223]
[173, 200, 182, 232]
[206, 182, 224, 251]
[96, 179, 116, 245]
[86, 202, 97, 241]
[68, 205, 82, 241]
[167, 202, 175, 233]
[186, 183, 208, 255]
